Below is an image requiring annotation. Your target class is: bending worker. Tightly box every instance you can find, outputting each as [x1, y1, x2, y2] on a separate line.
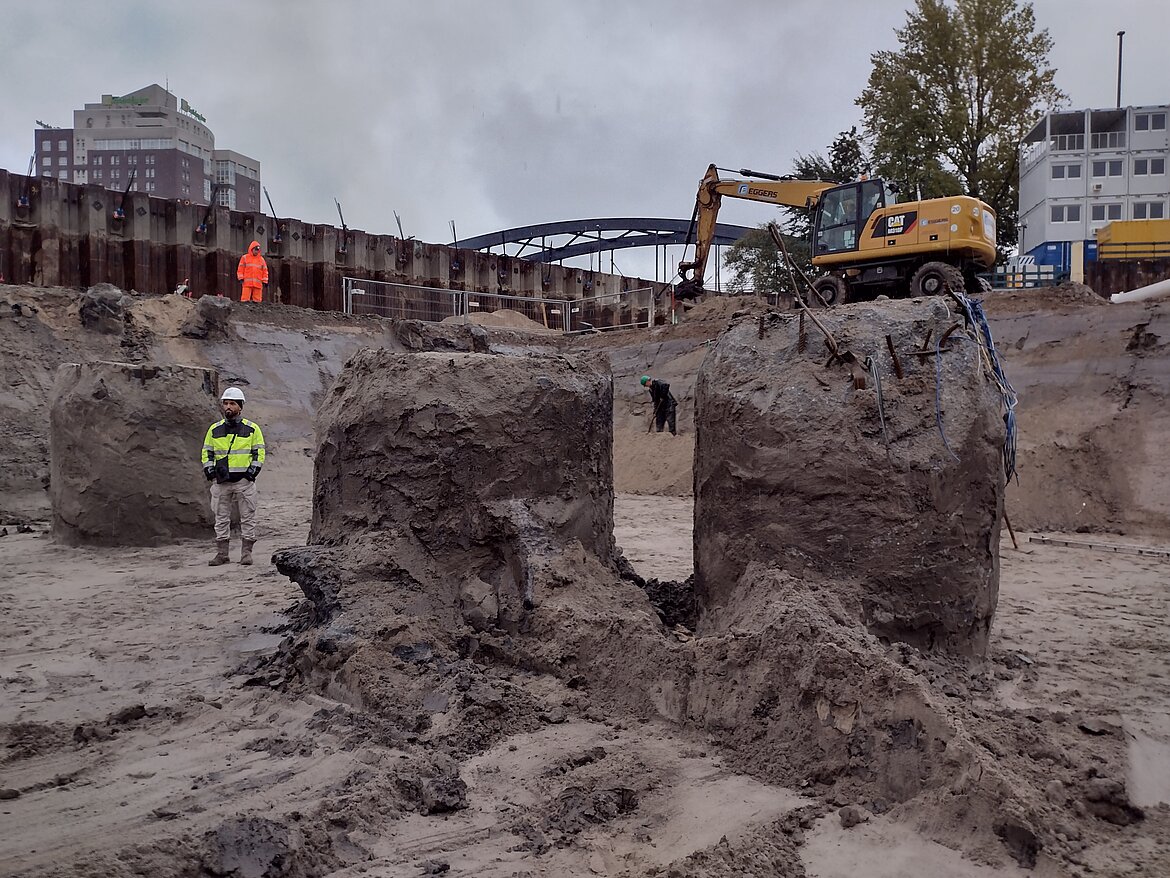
[237, 240, 269, 303]
[640, 374, 677, 435]
[202, 387, 266, 566]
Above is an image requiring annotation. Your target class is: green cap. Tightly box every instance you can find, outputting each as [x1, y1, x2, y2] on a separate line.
[640, 375, 651, 386]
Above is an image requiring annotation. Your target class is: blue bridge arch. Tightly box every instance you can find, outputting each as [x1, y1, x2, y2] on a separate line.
[454, 217, 755, 265]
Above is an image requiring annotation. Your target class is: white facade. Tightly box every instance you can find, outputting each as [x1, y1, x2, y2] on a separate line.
[1018, 104, 1169, 255]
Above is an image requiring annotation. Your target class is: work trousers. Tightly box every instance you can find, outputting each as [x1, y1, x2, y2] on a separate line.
[655, 402, 677, 435]
[210, 479, 258, 541]
[241, 284, 263, 303]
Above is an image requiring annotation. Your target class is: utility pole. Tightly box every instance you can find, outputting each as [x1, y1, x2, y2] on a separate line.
[1116, 31, 1125, 109]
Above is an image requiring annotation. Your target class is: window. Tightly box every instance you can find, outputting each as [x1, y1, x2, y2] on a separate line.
[1051, 205, 1081, 222]
[58, 157, 67, 167]
[1051, 134, 1085, 151]
[146, 155, 155, 165]
[41, 139, 50, 150]
[1050, 163, 1083, 179]
[58, 170, 68, 180]
[1052, 165, 1065, 179]
[1136, 113, 1168, 131]
[58, 139, 67, 151]
[146, 168, 155, 179]
[1092, 160, 1123, 177]
[93, 155, 103, 166]
[94, 169, 103, 179]
[42, 156, 51, 167]
[1134, 202, 1166, 220]
[1091, 131, 1126, 149]
[1067, 164, 1082, 178]
[111, 169, 119, 181]
[1091, 204, 1123, 222]
[128, 154, 137, 165]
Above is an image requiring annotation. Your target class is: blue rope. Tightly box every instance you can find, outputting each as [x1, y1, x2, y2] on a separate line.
[936, 291, 1020, 482]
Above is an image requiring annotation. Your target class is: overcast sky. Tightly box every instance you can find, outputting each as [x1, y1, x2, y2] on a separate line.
[2, 0, 1166, 281]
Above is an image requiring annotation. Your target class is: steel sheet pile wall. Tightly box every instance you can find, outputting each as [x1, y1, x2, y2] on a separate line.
[0, 170, 668, 308]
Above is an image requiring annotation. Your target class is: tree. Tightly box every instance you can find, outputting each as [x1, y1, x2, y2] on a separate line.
[724, 128, 867, 296]
[857, 0, 1065, 253]
[723, 226, 808, 299]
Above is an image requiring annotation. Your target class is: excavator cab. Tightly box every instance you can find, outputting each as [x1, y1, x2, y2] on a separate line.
[813, 180, 891, 255]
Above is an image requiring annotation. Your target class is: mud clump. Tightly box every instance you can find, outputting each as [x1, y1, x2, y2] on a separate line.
[180, 294, 235, 340]
[694, 299, 1005, 655]
[49, 361, 221, 545]
[198, 816, 340, 878]
[78, 284, 132, 333]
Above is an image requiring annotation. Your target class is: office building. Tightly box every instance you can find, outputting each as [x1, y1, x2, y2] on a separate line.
[32, 84, 260, 210]
[1019, 104, 1169, 272]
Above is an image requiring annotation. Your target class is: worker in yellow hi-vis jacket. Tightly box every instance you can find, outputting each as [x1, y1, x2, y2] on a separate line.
[201, 386, 266, 566]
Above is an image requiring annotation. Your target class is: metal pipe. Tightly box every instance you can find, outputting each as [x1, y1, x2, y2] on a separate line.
[1110, 276, 1170, 303]
[1116, 30, 1125, 109]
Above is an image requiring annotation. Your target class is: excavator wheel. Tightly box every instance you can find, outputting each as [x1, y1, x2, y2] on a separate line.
[966, 275, 993, 295]
[910, 262, 965, 298]
[810, 275, 849, 307]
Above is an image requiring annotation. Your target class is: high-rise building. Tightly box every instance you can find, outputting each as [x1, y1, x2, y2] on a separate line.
[1019, 104, 1169, 271]
[32, 84, 260, 210]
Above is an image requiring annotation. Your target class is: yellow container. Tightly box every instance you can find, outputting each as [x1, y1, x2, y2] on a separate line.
[1097, 219, 1170, 259]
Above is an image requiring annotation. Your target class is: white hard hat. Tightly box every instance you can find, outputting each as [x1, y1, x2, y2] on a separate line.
[220, 387, 246, 402]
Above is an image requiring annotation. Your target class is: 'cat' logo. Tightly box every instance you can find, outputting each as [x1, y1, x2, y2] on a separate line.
[871, 210, 918, 238]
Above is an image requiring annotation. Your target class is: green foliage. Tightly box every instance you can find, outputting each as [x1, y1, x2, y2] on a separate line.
[857, 0, 1065, 251]
[724, 226, 809, 298]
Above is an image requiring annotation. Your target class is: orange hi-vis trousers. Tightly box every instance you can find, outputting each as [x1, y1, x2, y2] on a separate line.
[241, 285, 263, 303]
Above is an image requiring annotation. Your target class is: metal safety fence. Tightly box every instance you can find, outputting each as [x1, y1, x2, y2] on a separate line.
[342, 277, 656, 333]
[569, 286, 656, 333]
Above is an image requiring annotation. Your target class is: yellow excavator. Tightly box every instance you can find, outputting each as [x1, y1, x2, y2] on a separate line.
[677, 164, 997, 305]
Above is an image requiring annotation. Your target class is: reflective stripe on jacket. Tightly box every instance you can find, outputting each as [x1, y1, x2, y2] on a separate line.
[237, 240, 269, 289]
[202, 418, 266, 480]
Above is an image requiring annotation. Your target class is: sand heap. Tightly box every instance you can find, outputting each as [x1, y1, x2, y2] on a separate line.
[694, 299, 1006, 655]
[50, 361, 220, 545]
[270, 348, 622, 841]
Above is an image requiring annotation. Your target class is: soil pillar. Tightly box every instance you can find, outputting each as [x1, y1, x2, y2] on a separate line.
[693, 299, 1006, 655]
[50, 361, 221, 545]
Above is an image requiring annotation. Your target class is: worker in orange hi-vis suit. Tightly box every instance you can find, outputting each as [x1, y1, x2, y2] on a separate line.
[237, 240, 269, 303]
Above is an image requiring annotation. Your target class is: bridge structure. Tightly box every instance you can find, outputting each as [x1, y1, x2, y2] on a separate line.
[454, 217, 756, 284]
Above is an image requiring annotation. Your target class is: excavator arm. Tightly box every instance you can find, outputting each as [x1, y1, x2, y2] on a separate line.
[677, 164, 835, 296]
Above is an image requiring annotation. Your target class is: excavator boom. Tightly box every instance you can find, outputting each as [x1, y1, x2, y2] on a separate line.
[678, 164, 834, 293]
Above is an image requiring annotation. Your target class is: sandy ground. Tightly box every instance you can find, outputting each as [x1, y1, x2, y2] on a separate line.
[4, 477, 1167, 875]
[3, 284, 1169, 875]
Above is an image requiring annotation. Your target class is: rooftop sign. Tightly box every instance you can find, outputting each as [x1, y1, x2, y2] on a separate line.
[180, 98, 207, 124]
[102, 94, 148, 107]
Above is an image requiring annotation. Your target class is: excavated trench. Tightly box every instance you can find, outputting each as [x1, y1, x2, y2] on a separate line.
[8, 285, 1158, 876]
[246, 302, 1139, 875]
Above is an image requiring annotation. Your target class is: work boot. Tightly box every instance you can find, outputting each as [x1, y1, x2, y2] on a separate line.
[208, 540, 230, 566]
[239, 539, 255, 566]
